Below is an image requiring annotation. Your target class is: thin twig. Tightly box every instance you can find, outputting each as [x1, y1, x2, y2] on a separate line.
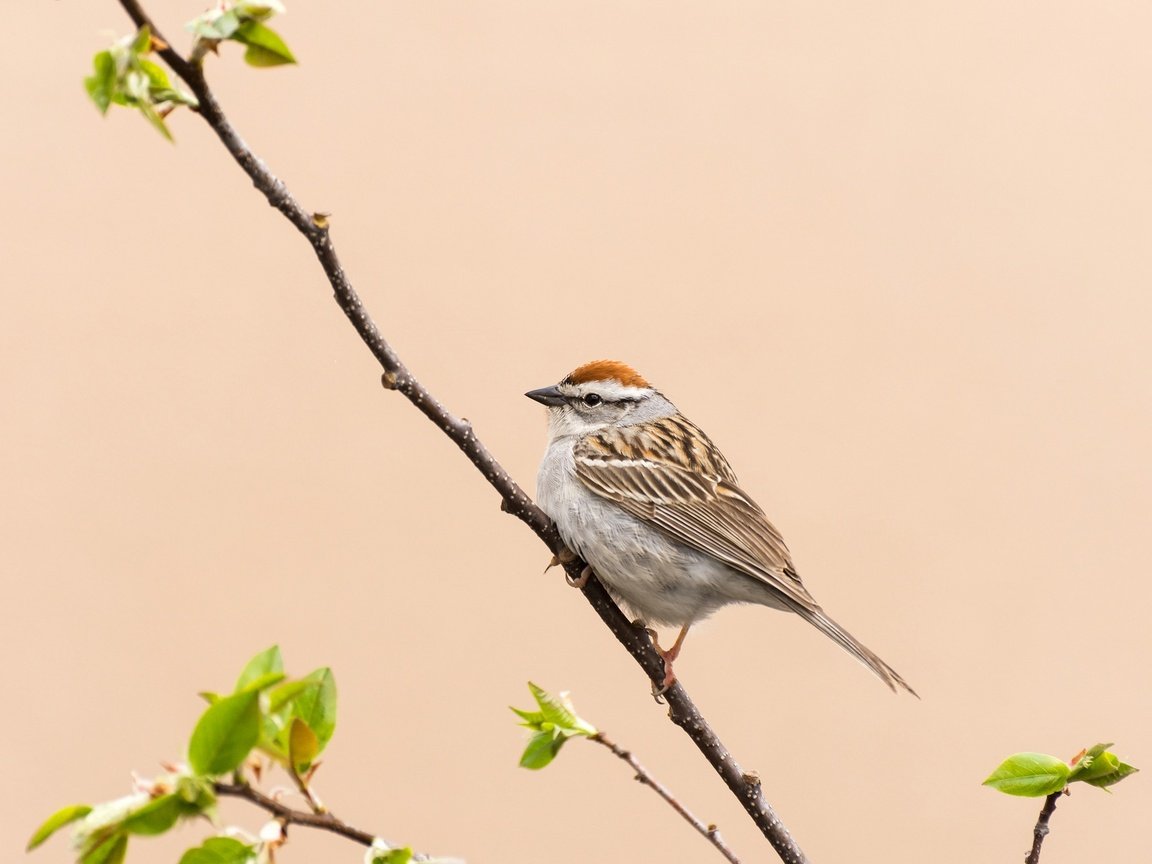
[287, 766, 326, 815]
[590, 732, 741, 864]
[111, 4, 808, 861]
[1024, 790, 1064, 864]
[213, 781, 440, 861]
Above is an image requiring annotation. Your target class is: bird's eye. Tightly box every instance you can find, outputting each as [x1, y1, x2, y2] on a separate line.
[582, 393, 603, 407]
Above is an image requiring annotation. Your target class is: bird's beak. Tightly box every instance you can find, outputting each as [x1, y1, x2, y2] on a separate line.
[525, 386, 566, 407]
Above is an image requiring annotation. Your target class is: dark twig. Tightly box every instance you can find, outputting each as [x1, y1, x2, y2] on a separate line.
[1024, 790, 1064, 864]
[111, 4, 808, 861]
[213, 781, 443, 862]
[590, 732, 741, 864]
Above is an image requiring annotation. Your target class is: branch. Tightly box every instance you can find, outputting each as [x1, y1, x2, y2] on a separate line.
[1024, 790, 1064, 864]
[113, 4, 808, 861]
[213, 781, 442, 862]
[590, 732, 741, 864]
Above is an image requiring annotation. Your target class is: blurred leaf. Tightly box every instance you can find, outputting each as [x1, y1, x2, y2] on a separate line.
[81, 832, 128, 864]
[288, 718, 319, 774]
[130, 25, 153, 55]
[519, 730, 565, 770]
[120, 794, 187, 836]
[233, 21, 296, 66]
[236, 646, 283, 691]
[27, 804, 92, 851]
[84, 51, 116, 114]
[188, 8, 242, 40]
[510, 706, 544, 728]
[527, 683, 596, 736]
[983, 752, 1070, 797]
[237, 671, 286, 694]
[137, 102, 174, 142]
[267, 679, 312, 712]
[188, 690, 261, 776]
[137, 58, 171, 90]
[235, 0, 287, 19]
[367, 849, 413, 864]
[293, 668, 337, 748]
[175, 775, 218, 813]
[179, 836, 255, 864]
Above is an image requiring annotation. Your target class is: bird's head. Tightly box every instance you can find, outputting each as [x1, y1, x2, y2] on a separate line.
[526, 360, 675, 438]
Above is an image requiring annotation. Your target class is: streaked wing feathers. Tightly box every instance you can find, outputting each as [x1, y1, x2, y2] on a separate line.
[574, 419, 816, 610]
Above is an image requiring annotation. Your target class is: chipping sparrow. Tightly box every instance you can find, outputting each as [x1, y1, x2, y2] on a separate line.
[527, 360, 916, 696]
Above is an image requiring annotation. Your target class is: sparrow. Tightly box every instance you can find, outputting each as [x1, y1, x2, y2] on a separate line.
[527, 360, 916, 696]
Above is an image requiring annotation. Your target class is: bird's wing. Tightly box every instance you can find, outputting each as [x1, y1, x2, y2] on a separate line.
[574, 418, 817, 611]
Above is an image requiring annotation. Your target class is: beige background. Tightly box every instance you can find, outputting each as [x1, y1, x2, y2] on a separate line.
[4, 2, 1150, 862]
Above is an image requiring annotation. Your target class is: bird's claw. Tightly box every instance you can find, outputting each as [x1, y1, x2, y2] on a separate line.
[544, 546, 578, 573]
[650, 668, 676, 702]
[566, 565, 593, 589]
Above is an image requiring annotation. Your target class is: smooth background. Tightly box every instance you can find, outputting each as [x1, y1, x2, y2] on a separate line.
[5, 2, 1150, 862]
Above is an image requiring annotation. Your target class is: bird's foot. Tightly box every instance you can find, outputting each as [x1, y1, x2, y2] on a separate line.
[566, 565, 593, 589]
[646, 624, 691, 701]
[650, 657, 678, 702]
[543, 545, 578, 574]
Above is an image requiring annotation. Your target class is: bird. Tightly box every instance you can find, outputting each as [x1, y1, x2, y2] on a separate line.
[526, 359, 917, 696]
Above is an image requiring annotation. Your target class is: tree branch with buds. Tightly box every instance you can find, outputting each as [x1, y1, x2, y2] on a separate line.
[213, 781, 444, 862]
[85, 1, 814, 860]
[589, 732, 742, 864]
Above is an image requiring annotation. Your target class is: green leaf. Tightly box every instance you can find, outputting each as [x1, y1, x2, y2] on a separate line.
[235, 0, 287, 21]
[27, 804, 92, 851]
[1071, 750, 1118, 783]
[120, 795, 180, 836]
[519, 730, 564, 770]
[371, 849, 413, 864]
[130, 25, 153, 55]
[1081, 758, 1139, 789]
[232, 21, 296, 67]
[85, 51, 117, 114]
[189, 9, 243, 40]
[1068, 742, 1113, 780]
[983, 752, 1071, 797]
[288, 717, 319, 774]
[82, 832, 128, 864]
[267, 679, 312, 712]
[137, 58, 171, 90]
[120, 793, 202, 836]
[179, 836, 255, 864]
[527, 682, 596, 737]
[293, 668, 337, 748]
[510, 706, 545, 729]
[176, 774, 217, 806]
[188, 689, 261, 776]
[237, 671, 286, 694]
[136, 102, 174, 142]
[1064, 742, 1139, 789]
[236, 646, 283, 691]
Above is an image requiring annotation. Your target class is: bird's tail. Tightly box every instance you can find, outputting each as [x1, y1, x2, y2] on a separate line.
[801, 607, 919, 697]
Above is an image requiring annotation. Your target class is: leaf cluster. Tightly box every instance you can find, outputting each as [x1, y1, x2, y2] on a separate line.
[982, 742, 1138, 797]
[85, 2, 295, 141]
[187, 0, 296, 67]
[511, 683, 598, 770]
[28, 646, 337, 864]
[84, 26, 197, 140]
